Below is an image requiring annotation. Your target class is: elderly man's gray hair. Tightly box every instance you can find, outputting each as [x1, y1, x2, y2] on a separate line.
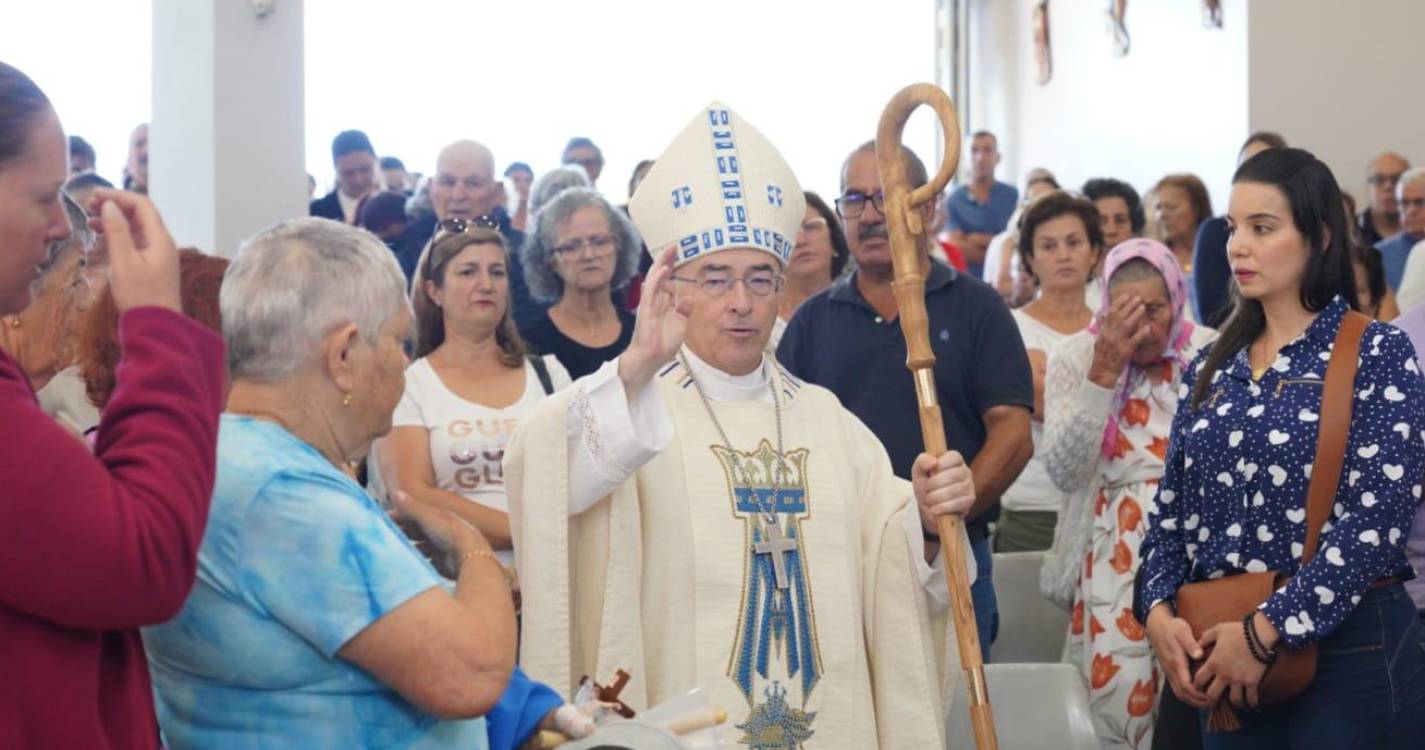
[522, 188, 643, 303]
[1399, 166, 1425, 195]
[529, 165, 591, 217]
[221, 218, 409, 381]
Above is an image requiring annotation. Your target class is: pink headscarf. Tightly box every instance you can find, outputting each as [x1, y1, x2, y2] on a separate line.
[1086, 238, 1196, 459]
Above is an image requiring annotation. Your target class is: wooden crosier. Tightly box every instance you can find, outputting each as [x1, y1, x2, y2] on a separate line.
[874, 83, 999, 750]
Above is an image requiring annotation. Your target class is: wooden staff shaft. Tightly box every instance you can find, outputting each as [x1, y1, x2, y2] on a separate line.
[875, 83, 998, 750]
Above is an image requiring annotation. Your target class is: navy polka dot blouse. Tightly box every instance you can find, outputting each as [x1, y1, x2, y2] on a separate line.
[1137, 298, 1425, 649]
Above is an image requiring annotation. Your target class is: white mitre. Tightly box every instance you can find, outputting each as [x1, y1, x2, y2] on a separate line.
[629, 101, 806, 268]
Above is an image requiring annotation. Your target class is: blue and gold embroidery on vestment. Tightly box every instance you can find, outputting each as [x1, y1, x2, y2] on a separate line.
[713, 439, 821, 749]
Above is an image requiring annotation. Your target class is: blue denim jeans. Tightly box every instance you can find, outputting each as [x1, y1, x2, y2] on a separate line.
[969, 533, 998, 663]
[1200, 583, 1425, 749]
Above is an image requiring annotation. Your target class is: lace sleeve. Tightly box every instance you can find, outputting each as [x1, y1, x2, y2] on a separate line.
[1042, 333, 1114, 496]
[565, 358, 675, 514]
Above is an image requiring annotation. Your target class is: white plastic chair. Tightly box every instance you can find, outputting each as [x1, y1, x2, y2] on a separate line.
[990, 551, 1071, 663]
[945, 663, 1099, 750]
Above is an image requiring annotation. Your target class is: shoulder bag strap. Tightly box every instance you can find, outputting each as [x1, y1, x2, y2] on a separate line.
[1301, 311, 1370, 563]
[529, 355, 555, 396]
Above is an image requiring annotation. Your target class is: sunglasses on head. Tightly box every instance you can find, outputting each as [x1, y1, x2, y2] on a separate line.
[427, 215, 502, 275]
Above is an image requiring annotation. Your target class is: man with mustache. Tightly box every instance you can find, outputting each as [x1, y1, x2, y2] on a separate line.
[777, 139, 1034, 662]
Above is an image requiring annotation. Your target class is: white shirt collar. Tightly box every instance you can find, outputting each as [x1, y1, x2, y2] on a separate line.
[681, 346, 772, 403]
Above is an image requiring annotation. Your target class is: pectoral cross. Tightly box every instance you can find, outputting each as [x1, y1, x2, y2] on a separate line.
[754, 519, 798, 590]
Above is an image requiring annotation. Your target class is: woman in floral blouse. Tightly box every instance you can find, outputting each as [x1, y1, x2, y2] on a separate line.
[1137, 147, 1425, 748]
[1042, 238, 1215, 749]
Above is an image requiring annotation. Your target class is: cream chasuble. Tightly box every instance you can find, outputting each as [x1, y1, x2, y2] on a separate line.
[507, 351, 971, 749]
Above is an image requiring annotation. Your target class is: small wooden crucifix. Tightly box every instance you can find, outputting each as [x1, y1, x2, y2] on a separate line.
[591, 669, 636, 719]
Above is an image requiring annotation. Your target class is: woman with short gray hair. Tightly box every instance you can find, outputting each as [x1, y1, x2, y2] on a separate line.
[527, 164, 590, 218]
[142, 217, 532, 747]
[519, 187, 642, 378]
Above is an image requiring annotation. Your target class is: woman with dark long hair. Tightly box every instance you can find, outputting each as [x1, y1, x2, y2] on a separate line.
[1137, 148, 1425, 748]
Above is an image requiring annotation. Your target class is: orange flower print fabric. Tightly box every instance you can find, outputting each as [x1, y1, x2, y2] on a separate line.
[1063, 375, 1177, 749]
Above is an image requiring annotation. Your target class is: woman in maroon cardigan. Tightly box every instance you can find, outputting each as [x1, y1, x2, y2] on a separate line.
[0, 62, 225, 749]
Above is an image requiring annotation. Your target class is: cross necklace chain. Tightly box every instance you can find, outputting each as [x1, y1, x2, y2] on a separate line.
[681, 353, 798, 590]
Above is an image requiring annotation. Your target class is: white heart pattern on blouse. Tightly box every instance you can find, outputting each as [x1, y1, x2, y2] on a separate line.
[1325, 547, 1346, 566]
[1359, 529, 1380, 546]
[1286, 507, 1305, 523]
[1359, 384, 1376, 401]
[1408, 358, 1420, 374]
[1257, 525, 1274, 542]
[1269, 430, 1290, 445]
[1217, 402, 1233, 416]
[1185, 514, 1201, 531]
[1395, 423, 1412, 440]
[1229, 431, 1244, 448]
[1226, 523, 1242, 538]
[1198, 527, 1211, 542]
[1384, 464, 1406, 481]
[1390, 528, 1403, 545]
[1361, 492, 1377, 507]
[1358, 444, 1380, 459]
[1385, 386, 1406, 402]
[1349, 470, 1362, 487]
[1248, 404, 1266, 418]
[1272, 355, 1292, 372]
[1253, 491, 1266, 507]
[1245, 559, 1269, 573]
[1217, 472, 1234, 487]
[1269, 465, 1288, 486]
[1314, 586, 1335, 605]
[1298, 408, 1318, 422]
[1192, 419, 1210, 433]
[1292, 542, 1304, 558]
[1240, 462, 1259, 482]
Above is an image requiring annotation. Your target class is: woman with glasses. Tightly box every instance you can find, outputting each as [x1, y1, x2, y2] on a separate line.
[772, 191, 850, 349]
[387, 215, 573, 572]
[519, 187, 643, 379]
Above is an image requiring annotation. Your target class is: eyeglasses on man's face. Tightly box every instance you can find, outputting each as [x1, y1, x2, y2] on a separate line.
[835, 191, 886, 220]
[435, 215, 499, 239]
[670, 269, 784, 298]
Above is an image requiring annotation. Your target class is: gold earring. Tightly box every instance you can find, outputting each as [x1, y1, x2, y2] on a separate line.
[341, 392, 353, 406]
[6, 316, 19, 329]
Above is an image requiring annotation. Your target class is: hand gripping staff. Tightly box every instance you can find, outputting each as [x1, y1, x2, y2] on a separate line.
[874, 83, 998, 750]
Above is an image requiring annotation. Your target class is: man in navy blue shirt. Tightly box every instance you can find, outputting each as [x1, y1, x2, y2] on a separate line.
[945, 131, 1018, 279]
[778, 140, 1034, 662]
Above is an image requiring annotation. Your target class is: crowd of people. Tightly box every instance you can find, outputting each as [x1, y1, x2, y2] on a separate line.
[5, 53, 1425, 750]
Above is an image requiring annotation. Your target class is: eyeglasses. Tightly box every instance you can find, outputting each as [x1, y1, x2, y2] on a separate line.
[800, 217, 828, 233]
[553, 234, 616, 257]
[834, 191, 885, 220]
[1400, 198, 1425, 210]
[1369, 172, 1404, 188]
[670, 271, 784, 298]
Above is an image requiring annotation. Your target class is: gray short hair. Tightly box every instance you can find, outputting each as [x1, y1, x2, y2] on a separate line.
[1400, 166, 1425, 195]
[529, 165, 591, 216]
[37, 191, 94, 278]
[523, 188, 642, 303]
[221, 217, 409, 381]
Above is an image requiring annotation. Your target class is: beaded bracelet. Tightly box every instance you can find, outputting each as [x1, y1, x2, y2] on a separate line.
[1242, 612, 1277, 665]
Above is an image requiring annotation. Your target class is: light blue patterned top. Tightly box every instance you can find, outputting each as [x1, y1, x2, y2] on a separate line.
[143, 415, 489, 750]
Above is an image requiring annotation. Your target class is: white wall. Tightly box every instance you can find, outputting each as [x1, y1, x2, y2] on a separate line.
[968, 0, 1250, 210]
[1248, 0, 1425, 205]
[151, 0, 308, 255]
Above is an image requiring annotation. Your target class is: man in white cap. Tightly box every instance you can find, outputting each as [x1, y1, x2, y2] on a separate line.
[507, 102, 974, 749]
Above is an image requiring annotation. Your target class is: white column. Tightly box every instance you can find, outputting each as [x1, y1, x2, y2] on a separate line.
[150, 0, 306, 256]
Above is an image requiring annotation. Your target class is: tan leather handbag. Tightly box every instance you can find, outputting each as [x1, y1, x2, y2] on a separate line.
[1175, 310, 1369, 732]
